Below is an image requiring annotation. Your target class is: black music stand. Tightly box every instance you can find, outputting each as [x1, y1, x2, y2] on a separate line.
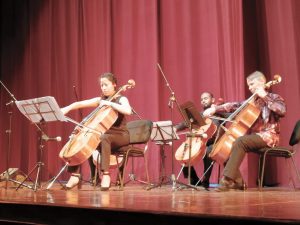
[180, 101, 206, 129]
[177, 101, 206, 187]
[147, 121, 189, 190]
[14, 96, 66, 191]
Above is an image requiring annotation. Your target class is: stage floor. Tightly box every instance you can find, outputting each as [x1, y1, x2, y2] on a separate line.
[0, 181, 300, 224]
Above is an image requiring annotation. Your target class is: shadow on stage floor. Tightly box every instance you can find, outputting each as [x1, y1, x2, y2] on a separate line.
[0, 181, 299, 225]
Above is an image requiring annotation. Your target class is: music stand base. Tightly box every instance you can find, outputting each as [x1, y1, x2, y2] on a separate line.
[146, 174, 199, 191]
[172, 180, 199, 191]
[16, 162, 44, 191]
[173, 165, 201, 191]
[146, 175, 172, 190]
[124, 173, 151, 186]
[9, 179, 34, 189]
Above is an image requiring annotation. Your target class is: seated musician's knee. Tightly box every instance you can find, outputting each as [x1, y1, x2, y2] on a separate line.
[232, 136, 248, 151]
[100, 134, 108, 141]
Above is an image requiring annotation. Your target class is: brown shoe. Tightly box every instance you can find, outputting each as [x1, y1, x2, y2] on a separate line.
[236, 181, 247, 191]
[216, 177, 244, 192]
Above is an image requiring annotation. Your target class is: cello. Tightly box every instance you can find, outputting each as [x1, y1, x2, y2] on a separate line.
[209, 75, 282, 164]
[175, 118, 217, 165]
[174, 98, 224, 165]
[59, 80, 135, 166]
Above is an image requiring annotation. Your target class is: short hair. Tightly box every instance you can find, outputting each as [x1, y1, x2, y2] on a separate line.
[201, 92, 214, 98]
[247, 71, 266, 83]
[100, 72, 117, 85]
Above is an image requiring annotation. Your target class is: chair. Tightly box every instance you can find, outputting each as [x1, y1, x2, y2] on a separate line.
[114, 120, 153, 189]
[257, 120, 300, 190]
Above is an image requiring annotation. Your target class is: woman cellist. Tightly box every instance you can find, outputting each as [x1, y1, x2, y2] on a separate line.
[61, 72, 132, 190]
[203, 71, 286, 191]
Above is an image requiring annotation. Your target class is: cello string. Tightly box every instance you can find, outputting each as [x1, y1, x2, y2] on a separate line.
[81, 81, 134, 124]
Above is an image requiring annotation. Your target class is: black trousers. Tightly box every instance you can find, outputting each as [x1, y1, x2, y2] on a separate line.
[182, 145, 214, 185]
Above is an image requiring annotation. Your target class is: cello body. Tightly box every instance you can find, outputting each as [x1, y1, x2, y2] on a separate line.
[209, 102, 260, 164]
[59, 106, 118, 166]
[209, 75, 281, 164]
[59, 80, 135, 166]
[175, 118, 217, 165]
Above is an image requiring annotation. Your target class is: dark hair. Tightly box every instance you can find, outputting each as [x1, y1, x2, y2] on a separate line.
[201, 91, 214, 98]
[100, 72, 117, 85]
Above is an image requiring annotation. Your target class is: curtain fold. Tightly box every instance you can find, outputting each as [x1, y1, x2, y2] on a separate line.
[1, 0, 299, 187]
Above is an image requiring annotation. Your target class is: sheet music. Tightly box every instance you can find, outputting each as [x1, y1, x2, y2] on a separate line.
[151, 120, 179, 142]
[16, 96, 66, 123]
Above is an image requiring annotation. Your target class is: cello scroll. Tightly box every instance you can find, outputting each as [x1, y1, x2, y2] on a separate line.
[265, 75, 281, 89]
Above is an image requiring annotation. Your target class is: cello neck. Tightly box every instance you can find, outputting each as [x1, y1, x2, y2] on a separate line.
[107, 79, 136, 102]
[81, 79, 136, 124]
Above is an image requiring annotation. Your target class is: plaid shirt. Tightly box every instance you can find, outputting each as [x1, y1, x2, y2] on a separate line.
[216, 93, 286, 147]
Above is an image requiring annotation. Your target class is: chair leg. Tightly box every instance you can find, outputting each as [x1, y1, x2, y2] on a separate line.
[257, 155, 262, 189]
[285, 158, 296, 189]
[94, 154, 101, 188]
[290, 156, 300, 188]
[260, 151, 268, 191]
[115, 154, 125, 190]
[120, 152, 130, 189]
[144, 154, 150, 184]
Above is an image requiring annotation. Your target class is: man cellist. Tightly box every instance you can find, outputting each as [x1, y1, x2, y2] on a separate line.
[175, 92, 227, 189]
[203, 71, 286, 191]
[61, 72, 133, 191]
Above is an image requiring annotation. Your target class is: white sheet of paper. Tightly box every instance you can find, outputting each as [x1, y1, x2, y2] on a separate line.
[151, 120, 179, 142]
[16, 96, 66, 123]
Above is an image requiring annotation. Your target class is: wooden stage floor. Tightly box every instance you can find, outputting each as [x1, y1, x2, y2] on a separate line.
[0, 181, 300, 225]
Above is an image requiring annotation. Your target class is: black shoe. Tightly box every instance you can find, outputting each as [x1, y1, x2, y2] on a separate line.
[190, 178, 200, 186]
[201, 181, 210, 189]
[190, 179, 209, 189]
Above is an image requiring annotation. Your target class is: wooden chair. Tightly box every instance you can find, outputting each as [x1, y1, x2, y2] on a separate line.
[114, 120, 153, 189]
[257, 120, 300, 190]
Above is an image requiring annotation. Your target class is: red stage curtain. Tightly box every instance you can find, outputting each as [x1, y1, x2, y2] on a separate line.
[1, 0, 299, 187]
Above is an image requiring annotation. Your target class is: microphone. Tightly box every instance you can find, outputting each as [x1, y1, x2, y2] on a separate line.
[186, 133, 208, 138]
[168, 99, 172, 108]
[42, 134, 62, 142]
[6, 100, 14, 106]
[168, 92, 175, 108]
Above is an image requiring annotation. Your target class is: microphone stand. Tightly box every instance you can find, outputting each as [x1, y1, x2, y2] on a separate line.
[0, 81, 60, 191]
[156, 64, 198, 191]
[0, 80, 18, 189]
